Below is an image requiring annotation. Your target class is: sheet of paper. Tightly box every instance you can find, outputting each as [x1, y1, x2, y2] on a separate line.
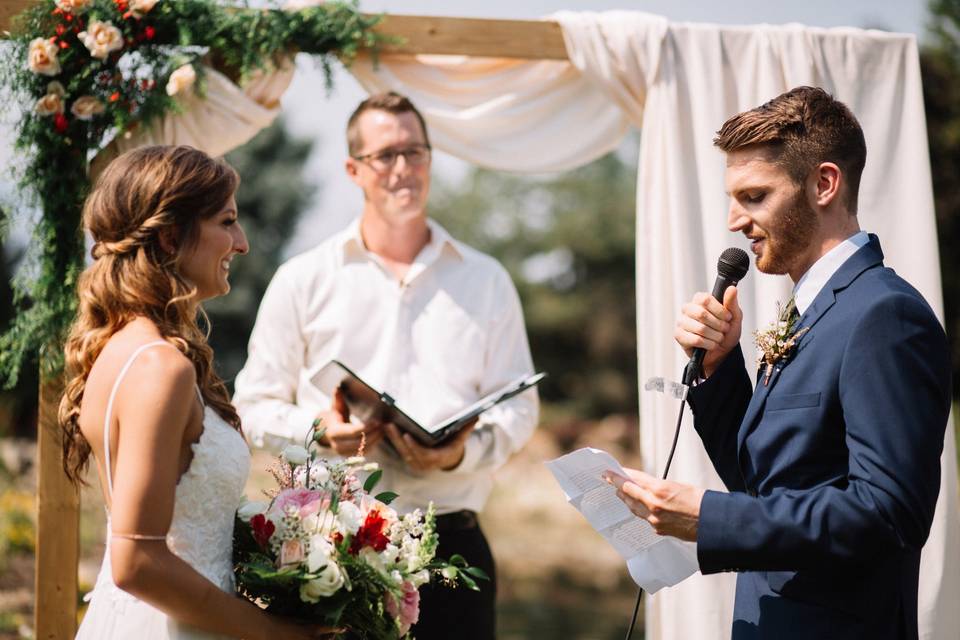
[545, 447, 699, 593]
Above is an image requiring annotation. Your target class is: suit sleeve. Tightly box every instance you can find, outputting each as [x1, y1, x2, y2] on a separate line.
[697, 292, 951, 573]
[686, 345, 754, 492]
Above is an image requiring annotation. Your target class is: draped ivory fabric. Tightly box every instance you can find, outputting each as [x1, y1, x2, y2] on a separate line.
[99, 10, 959, 640]
[90, 61, 292, 177]
[349, 12, 959, 640]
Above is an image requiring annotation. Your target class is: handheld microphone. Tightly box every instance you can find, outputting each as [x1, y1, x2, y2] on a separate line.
[681, 247, 750, 386]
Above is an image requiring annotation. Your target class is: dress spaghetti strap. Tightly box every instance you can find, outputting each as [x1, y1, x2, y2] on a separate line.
[102, 340, 177, 500]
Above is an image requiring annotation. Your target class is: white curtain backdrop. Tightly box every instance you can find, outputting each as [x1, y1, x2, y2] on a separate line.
[348, 12, 960, 640]
[103, 10, 960, 640]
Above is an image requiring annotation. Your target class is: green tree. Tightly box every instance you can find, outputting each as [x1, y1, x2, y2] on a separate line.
[205, 118, 316, 390]
[429, 148, 638, 419]
[923, 0, 960, 400]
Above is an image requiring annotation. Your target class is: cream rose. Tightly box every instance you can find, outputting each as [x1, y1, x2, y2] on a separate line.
[54, 0, 92, 13]
[300, 563, 345, 601]
[28, 38, 61, 76]
[70, 96, 105, 121]
[166, 64, 196, 96]
[35, 82, 66, 116]
[78, 21, 123, 60]
[129, 0, 158, 16]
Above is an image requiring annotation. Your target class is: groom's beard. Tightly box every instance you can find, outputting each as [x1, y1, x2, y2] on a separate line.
[756, 188, 819, 276]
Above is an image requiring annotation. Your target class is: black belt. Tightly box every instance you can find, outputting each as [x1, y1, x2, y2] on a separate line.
[435, 509, 479, 534]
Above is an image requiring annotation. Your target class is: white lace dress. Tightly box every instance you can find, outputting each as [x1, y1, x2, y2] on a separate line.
[76, 341, 251, 639]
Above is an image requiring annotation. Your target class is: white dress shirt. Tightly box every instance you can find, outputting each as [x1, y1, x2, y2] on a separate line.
[234, 218, 539, 515]
[792, 231, 870, 315]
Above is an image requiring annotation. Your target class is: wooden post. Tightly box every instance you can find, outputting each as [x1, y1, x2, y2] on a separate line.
[34, 374, 79, 640]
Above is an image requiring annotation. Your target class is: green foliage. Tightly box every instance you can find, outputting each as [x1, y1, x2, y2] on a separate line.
[429, 149, 638, 418]
[0, 0, 382, 389]
[923, 0, 960, 400]
[205, 117, 315, 388]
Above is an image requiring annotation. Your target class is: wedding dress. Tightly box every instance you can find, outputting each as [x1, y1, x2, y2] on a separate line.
[76, 341, 251, 639]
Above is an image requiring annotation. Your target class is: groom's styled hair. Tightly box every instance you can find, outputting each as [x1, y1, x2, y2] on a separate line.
[713, 86, 867, 212]
[346, 91, 431, 156]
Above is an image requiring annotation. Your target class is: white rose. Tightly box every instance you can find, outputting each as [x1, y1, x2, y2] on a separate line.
[55, 0, 92, 13]
[283, 0, 324, 10]
[300, 563, 345, 601]
[336, 501, 363, 536]
[307, 534, 335, 571]
[237, 500, 268, 522]
[35, 82, 66, 116]
[27, 38, 61, 76]
[282, 444, 309, 466]
[165, 64, 196, 97]
[70, 96, 105, 121]
[359, 547, 388, 575]
[129, 0, 158, 17]
[78, 21, 123, 60]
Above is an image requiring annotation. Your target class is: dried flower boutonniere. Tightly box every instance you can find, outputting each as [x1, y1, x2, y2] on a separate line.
[753, 300, 809, 386]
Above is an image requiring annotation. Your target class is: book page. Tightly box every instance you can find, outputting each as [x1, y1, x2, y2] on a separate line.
[545, 447, 699, 593]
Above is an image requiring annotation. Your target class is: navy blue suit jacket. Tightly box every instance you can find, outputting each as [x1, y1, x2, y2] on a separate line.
[688, 236, 950, 639]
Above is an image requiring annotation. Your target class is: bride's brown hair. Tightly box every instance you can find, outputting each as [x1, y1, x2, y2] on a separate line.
[59, 145, 242, 485]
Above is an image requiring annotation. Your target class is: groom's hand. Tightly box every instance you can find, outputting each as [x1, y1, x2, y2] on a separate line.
[604, 468, 705, 542]
[675, 285, 742, 378]
[315, 387, 384, 456]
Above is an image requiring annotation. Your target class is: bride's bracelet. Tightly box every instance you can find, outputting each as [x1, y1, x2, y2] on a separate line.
[111, 531, 168, 541]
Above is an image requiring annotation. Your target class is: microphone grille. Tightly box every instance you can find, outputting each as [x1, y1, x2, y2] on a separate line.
[717, 247, 750, 281]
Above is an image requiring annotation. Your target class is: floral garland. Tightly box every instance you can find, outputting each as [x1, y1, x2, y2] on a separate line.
[0, 0, 383, 386]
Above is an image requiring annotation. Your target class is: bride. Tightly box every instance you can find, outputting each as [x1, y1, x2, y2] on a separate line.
[58, 145, 339, 639]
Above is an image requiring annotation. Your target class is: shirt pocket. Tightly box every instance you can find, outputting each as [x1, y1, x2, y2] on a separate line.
[766, 391, 821, 412]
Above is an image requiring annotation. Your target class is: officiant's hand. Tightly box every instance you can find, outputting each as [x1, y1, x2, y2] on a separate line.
[385, 420, 477, 472]
[315, 388, 384, 456]
[603, 468, 705, 542]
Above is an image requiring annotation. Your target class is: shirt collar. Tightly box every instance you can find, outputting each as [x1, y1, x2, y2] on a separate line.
[337, 217, 464, 265]
[793, 230, 869, 315]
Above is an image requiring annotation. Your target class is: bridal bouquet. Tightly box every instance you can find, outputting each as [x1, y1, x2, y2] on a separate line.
[233, 428, 484, 639]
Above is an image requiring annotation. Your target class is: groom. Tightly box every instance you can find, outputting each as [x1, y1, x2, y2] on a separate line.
[608, 86, 951, 639]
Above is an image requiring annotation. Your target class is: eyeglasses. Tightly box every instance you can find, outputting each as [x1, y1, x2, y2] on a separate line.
[352, 144, 432, 171]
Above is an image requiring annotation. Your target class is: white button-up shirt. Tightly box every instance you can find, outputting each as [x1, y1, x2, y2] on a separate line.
[793, 230, 870, 315]
[234, 218, 539, 514]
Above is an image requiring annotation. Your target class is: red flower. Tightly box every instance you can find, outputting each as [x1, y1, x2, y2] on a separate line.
[59, 40, 69, 49]
[109, 92, 120, 102]
[250, 514, 276, 549]
[349, 510, 390, 554]
[53, 113, 68, 133]
[144, 25, 155, 40]
[65, 13, 73, 22]
[55, 24, 66, 36]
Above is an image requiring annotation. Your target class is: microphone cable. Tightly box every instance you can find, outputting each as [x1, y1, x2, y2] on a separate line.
[623, 385, 693, 640]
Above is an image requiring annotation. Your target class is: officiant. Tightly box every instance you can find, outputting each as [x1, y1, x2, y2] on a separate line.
[234, 92, 539, 639]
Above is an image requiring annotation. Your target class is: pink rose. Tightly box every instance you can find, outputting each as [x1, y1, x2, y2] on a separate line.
[272, 487, 326, 519]
[385, 580, 420, 636]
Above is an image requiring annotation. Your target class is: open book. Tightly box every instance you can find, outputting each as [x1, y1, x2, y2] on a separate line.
[310, 360, 546, 447]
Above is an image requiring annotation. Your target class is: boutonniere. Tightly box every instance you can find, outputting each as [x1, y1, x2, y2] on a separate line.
[753, 300, 809, 386]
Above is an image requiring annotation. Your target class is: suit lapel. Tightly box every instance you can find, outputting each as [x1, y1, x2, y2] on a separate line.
[735, 235, 885, 455]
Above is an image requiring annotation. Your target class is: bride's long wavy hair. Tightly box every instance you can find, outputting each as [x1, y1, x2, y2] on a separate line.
[59, 145, 242, 485]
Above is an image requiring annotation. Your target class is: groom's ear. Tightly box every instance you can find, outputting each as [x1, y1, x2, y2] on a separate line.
[813, 162, 842, 209]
